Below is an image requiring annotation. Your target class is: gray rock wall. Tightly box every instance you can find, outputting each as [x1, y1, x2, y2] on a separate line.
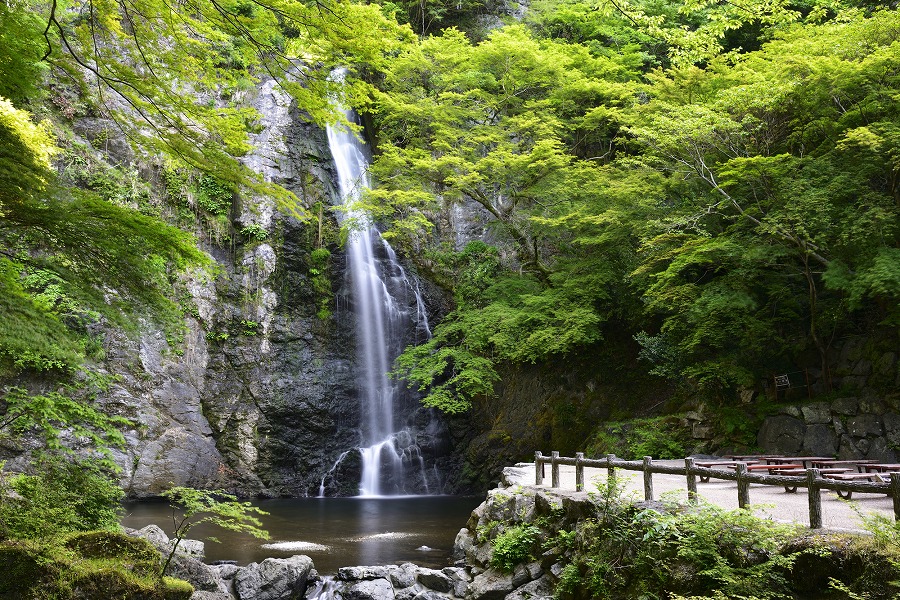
[61, 78, 464, 498]
[757, 397, 900, 461]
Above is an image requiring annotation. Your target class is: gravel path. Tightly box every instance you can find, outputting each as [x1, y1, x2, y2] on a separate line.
[505, 461, 895, 533]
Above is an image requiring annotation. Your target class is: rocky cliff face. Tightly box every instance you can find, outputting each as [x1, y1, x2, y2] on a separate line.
[57, 79, 461, 498]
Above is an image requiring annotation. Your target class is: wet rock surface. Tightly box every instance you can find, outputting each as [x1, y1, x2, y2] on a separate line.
[45, 77, 464, 499]
[309, 471, 578, 600]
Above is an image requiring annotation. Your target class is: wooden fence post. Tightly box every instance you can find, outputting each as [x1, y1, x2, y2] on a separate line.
[551, 451, 560, 488]
[643, 456, 654, 501]
[606, 454, 616, 481]
[535, 451, 544, 486]
[685, 457, 697, 503]
[575, 452, 585, 492]
[736, 463, 750, 509]
[807, 468, 822, 529]
[892, 473, 900, 522]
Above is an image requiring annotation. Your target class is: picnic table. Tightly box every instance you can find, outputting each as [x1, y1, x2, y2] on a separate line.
[822, 471, 893, 498]
[773, 467, 851, 492]
[694, 460, 755, 483]
[762, 456, 834, 467]
[727, 463, 805, 473]
[861, 463, 900, 473]
[723, 454, 784, 461]
[810, 459, 879, 471]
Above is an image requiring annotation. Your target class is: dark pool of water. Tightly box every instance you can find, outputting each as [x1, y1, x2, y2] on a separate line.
[121, 496, 482, 573]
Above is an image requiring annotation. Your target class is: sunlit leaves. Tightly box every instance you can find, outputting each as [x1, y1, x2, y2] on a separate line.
[1, 386, 129, 455]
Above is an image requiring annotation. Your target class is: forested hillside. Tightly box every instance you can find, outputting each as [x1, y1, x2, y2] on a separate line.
[370, 2, 900, 415]
[1, 0, 899, 494]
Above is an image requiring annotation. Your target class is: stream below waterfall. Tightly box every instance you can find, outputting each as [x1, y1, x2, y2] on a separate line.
[121, 496, 481, 572]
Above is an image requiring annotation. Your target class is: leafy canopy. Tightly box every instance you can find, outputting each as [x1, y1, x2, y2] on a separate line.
[374, 6, 900, 410]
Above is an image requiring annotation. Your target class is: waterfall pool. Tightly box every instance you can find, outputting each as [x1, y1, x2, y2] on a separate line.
[121, 495, 482, 573]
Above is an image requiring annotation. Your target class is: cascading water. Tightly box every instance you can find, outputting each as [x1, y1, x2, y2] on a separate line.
[325, 91, 436, 497]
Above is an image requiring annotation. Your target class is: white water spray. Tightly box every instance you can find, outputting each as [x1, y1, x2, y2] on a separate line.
[325, 80, 433, 497]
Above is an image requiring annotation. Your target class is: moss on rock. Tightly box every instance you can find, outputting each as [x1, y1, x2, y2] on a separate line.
[0, 532, 193, 600]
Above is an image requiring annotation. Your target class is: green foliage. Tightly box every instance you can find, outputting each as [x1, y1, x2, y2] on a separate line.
[0, 259, 86, 375]
[491, 524, 542, 571]
[0, 7, 47, 104]
[309, 246, 334, 320]
[240, 223, 268, 241]
[0, 457, 124, 540]
[0, 532, 193, 599]
[1, 0, 416, 217]
[1, 386, 129, 454]
[381, 7, 900, 410]
[195, 175, 233, 216]
[385, 0, 488, 35]
[586, 416, 692, 459]
[0, 95, 56, 202]
[60, 142, 154, 210]
[159, 487, 268, 577]
[558, 492, 804, 600]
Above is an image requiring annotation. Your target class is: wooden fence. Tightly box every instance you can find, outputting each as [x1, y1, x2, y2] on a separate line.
[534, 451, 900, 529]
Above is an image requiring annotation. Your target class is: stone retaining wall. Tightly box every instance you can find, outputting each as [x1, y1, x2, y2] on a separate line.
[757, 396, 900, 462]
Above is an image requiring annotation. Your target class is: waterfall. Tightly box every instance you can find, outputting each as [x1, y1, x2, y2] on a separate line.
[325, 95, 434, 497]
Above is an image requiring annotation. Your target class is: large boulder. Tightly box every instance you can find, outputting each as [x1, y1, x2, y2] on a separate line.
[757, 415, 805, 455]
[847, 414, 883, 438]
[800, 402, 832, 425]
[465, 571, 514, 600]
[802, 424, 838, 456]
[340, 578, 395, 600]
[127, 525, 227, 594]
[388, 564, 418, 589]
[234, 555, 313, 600]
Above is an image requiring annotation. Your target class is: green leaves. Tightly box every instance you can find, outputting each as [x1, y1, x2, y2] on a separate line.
[379, 7, 900, 407]
[1, 387, 129, 455]
[159, 487, 268, 577]
[0, 457, 124, 540]
[491, 524, 542, 572]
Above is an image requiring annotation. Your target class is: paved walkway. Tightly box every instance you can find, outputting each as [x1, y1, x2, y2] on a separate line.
[506, 461, 895, 533]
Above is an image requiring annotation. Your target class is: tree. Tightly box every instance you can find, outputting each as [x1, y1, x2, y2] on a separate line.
[50, 0, 408, 186]
[1, 94, 205, 449]
[370, 26, 647, 411]
[380, 6, 900, 409]
[627, 10, 900, 390]
[159, 487, 268, 578]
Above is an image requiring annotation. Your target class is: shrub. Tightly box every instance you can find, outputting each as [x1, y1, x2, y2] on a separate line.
[0, 456, 123, 540]
[159, 487, 268, 577]
[586, 416, 692, 459]
[491, 524, 541, 572]
[240, 223, 268, 241]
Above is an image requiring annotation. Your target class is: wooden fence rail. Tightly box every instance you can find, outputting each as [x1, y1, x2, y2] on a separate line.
[534, 451, 900, 529]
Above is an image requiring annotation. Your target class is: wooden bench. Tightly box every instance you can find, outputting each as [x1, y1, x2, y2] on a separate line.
[695, 460, 760, 483]
[822, 472, 890, 498]
[724, 454, 784, 460]
[727, 463, 805, 472]
[772, 468, 851, 493]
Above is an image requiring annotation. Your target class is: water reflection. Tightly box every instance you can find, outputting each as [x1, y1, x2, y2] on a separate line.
[121, 496, 481, 573]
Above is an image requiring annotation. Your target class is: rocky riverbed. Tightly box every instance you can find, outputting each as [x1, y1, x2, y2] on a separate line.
[129, 467, 569, 600]
[130, 461, 900, 600]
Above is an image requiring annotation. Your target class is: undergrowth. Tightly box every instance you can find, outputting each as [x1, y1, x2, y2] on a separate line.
[485, 477, 900, 599]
